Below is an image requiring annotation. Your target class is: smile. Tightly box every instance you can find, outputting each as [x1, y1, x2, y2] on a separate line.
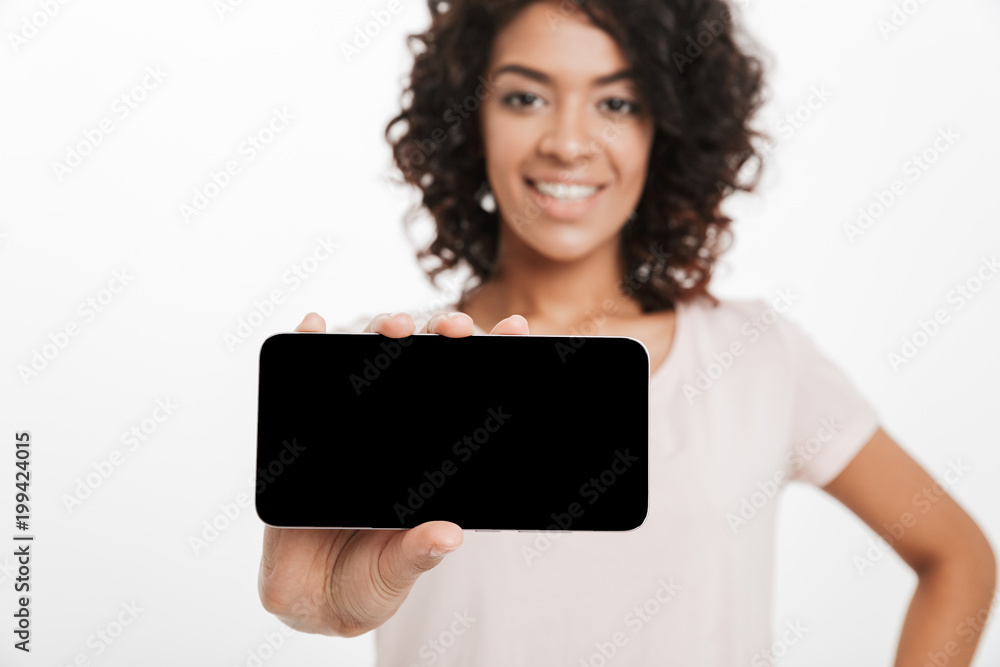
[529, 180, 600, 200]
[524, 178, 608, 220]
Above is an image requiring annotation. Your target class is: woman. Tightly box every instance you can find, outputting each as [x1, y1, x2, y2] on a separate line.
[258, 0, 997, 663]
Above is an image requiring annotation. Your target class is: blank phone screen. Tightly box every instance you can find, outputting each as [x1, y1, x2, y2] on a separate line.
[256, 332, 649, 531]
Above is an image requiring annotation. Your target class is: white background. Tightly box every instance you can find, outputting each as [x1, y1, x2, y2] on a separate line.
[1, 0, 998, 665]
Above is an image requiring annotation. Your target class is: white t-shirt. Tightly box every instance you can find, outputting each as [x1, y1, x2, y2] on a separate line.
[330, 296, 880, 666]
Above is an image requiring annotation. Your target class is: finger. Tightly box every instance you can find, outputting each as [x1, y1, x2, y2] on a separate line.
[378, 521, 464, 596]
[417, 312, 475, 336]
[296, 312, 327, 333]
[489, 314, 530, 335]
[363, 312, 415, 337]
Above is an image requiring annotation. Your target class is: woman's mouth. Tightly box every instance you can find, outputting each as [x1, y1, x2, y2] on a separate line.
[524, 178, 607, 220]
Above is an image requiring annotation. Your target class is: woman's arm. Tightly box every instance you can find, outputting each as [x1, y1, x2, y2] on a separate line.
[822, 427, 997, 666]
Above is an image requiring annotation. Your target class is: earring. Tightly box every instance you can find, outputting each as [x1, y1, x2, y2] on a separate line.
[476, 180, 496, 213]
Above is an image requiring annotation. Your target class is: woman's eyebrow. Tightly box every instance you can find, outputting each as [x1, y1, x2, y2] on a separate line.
[491, 63, 636, 86]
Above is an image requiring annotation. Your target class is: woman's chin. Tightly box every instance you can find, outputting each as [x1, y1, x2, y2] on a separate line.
[513, 223, 622, 264]
[521, 238, 598, 264]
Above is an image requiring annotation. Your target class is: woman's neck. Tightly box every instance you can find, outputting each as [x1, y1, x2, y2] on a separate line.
[457, 243, 645, 332]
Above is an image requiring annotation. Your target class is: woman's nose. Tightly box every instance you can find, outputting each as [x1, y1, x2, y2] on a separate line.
[537, 103, 599, 166]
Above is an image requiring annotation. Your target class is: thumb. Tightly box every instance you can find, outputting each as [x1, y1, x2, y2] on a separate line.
[379, 521, 463, 594]
[295, 312, 326, 333]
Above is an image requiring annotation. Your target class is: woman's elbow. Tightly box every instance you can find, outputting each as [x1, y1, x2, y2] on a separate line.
[920, 526, 997, 594]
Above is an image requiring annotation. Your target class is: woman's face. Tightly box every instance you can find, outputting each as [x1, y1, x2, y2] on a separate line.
[478, 0, 656, 264]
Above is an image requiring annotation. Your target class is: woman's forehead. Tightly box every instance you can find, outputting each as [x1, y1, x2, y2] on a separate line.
[487, 3, 629, 82]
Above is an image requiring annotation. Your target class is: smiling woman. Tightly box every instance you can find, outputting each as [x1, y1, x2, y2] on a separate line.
[385, 0, 767, 312]
[256, 0, 997, 664]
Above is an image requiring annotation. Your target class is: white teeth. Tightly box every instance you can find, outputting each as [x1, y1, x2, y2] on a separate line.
[532, 180, 599, 200]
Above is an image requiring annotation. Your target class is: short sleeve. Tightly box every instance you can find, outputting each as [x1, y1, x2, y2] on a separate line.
[777, 312, 881, 488]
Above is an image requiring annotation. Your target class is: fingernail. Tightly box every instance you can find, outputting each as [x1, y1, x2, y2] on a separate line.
[428, 545, 456, 558]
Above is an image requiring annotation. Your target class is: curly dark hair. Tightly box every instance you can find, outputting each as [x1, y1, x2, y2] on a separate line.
[384, 0, 769, 312]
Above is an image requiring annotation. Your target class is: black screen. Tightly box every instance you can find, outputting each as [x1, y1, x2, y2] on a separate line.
[256, 332, 649, 531]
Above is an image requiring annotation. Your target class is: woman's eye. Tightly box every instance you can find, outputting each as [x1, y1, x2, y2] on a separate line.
[501, 93, 641, 115]
[601, 97, 641, 115]
[502, 92, 543, 108]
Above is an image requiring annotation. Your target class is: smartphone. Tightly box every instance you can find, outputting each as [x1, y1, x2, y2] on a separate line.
[255, 331, 649, 531]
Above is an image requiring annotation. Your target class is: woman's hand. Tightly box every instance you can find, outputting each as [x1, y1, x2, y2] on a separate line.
[257, 309, 529, 637]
